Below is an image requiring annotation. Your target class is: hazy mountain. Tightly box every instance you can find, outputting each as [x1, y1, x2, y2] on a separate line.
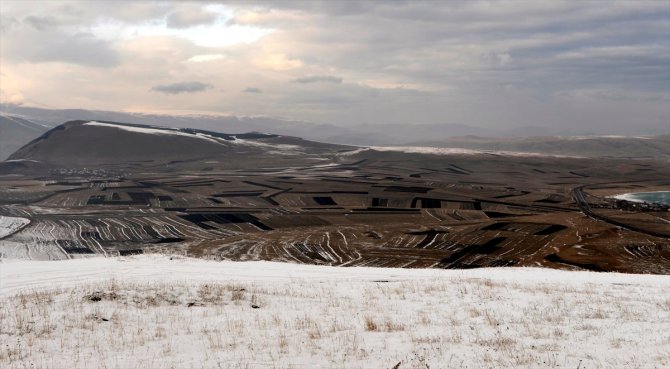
[0, 114, 50, 160]
[0, 104, 359, 144]
[0, 104, 635, 148]
[410, 135, 670, 159]
[3, 104, 667, 151]
[355, 123, 501, 144]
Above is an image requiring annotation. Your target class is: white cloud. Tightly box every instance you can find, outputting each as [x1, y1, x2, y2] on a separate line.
[187, 54, 226, 63]
[90, 20, 273, 48]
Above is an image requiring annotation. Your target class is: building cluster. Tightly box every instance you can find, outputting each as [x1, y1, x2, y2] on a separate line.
[606, 199, 670, 212]
[589, 196, 669, 212]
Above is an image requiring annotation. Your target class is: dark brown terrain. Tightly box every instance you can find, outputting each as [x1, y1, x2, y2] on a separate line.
[1, 121, 669, 273]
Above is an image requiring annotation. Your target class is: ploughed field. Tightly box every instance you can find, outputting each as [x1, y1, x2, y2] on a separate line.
[1, 148, 669, 273]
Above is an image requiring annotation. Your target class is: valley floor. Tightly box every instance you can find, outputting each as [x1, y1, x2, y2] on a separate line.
[1, 255, 669, 368]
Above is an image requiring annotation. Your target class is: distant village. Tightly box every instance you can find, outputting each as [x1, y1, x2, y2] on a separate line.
[595, 198, 670, 212]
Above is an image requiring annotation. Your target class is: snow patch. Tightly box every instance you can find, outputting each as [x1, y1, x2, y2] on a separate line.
[337, 147, 371, 156]
[2, 254, 668, 296]
[0, 215, 30, 239]
[3, 159, 41, 163]
[565, 135, 653, 140]
[370, 146, 582, 158]
[84, 121, 222, 144]
[84, 121, 300, 154]
[228, 136, 303, 155]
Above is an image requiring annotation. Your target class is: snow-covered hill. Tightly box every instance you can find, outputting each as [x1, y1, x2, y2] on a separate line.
[1, 255, 668, 368]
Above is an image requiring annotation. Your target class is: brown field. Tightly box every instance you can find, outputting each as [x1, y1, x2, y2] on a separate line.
[1, 149, 669, 273]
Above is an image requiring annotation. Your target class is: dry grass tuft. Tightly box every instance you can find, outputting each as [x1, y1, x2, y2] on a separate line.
[364, 315, 379, 331]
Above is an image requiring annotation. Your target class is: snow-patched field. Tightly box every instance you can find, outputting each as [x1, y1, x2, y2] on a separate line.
[0, 216, 29, 239]
[1, 255, 669, 369]
[368, 146, 583, 158]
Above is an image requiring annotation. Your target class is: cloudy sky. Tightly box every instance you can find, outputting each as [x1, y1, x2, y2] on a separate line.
[1, 1, 669, 133]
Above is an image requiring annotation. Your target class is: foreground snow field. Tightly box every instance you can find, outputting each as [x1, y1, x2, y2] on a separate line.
[1, 255, 669, 369]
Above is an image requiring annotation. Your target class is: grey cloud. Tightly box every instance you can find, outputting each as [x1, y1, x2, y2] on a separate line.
[292, 75, 343, 84]
[555, 88, 670, 102]
[152, 82, 213, 94]
[10, 32, 120, 67]
[70, 1, 172, 24]
[251, 1, 384, 16]
[243, 87, 263, 93]
[0, 15, 18, 32]
[166, 7, 218, 28]
[1, 1, 668, 135]
[4, 2, 171, 29]
[279, 82, 413, 109]
[273, 2, 668, 100]
[23, 16, 60, 31]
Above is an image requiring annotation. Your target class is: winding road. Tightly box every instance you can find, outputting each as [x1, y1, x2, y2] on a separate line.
[572, 185, 670, 239]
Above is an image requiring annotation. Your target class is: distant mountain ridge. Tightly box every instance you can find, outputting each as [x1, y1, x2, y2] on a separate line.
[5, 104, 666, 149]
[3, 105, 669, 163]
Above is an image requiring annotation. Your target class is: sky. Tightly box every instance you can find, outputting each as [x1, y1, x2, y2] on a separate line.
[1, 0, 669, 133]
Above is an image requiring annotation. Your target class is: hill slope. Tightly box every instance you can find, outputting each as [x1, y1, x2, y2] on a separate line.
[0, 114, 50, 160]
[7, 120, 351, 168]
